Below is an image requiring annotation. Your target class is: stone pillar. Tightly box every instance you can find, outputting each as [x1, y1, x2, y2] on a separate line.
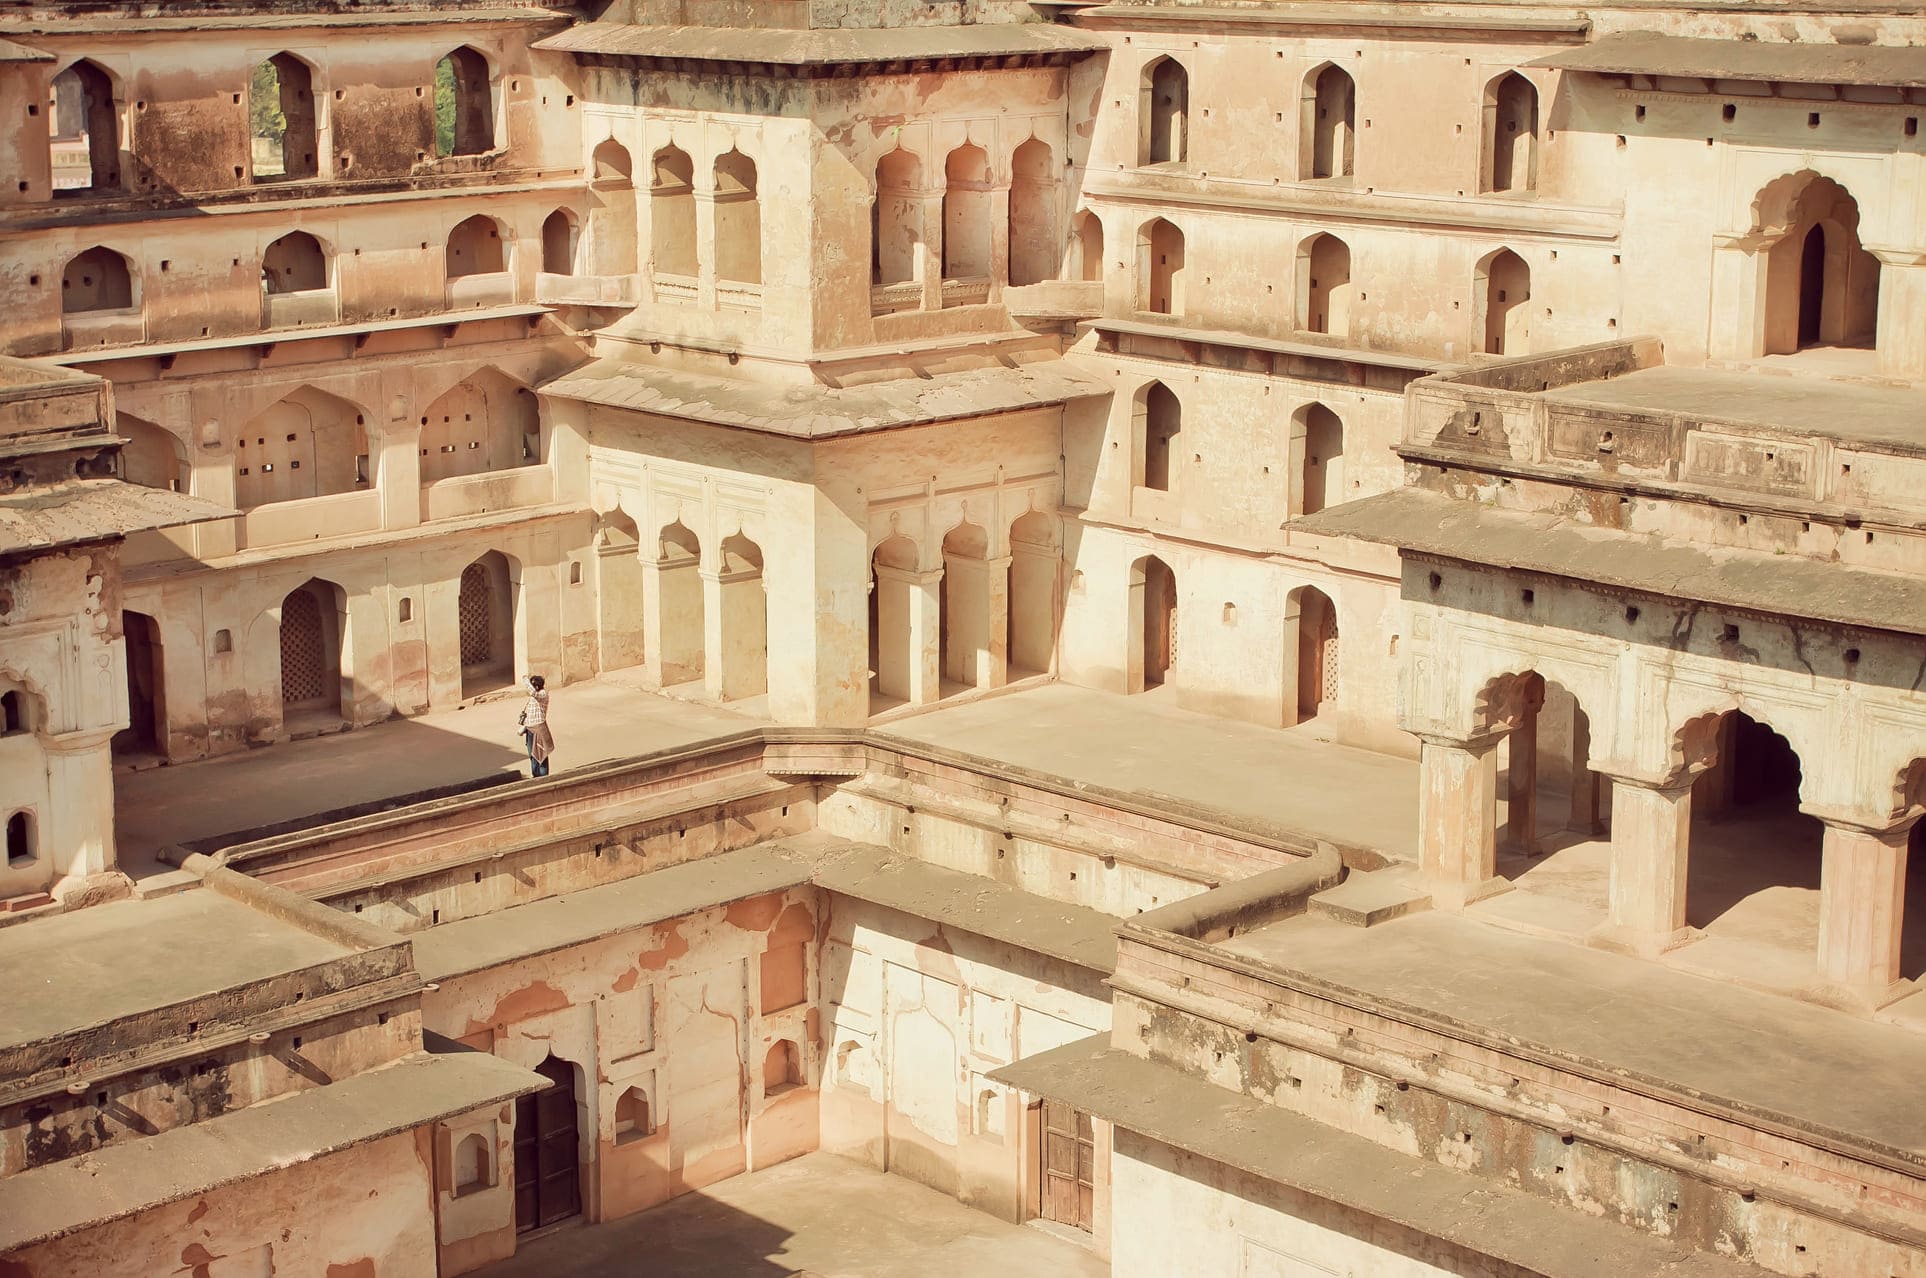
[694, 188, 719, 310]
[1871, 249, 1926, 381]
[377, 419, 422, 532]
[704, 566, 768, 702]
[41, 728, 118, 881]
[596, 540, 647, 673]
[1504, 705, 1540, 856]
[988, 187, 1011, 302]
[918, 192, 944, 312]
[1706, 233, 1768, 363]
[1417, 734, 1504, 909]
[1567, 709, 1603, 836]
[906, 566, 943, 705]
[1593, 773, 1695, 956]
[1816, 818, 1912, 1004]
[644, 554, 703, 688]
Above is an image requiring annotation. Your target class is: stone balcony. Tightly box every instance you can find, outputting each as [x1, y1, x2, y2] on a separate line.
[535, 271, 639, 309]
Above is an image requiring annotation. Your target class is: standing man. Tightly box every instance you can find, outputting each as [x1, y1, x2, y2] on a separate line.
[518, 673, 553, 778]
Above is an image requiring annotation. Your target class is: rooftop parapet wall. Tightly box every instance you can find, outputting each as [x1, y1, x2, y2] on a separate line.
[1404, 338, 1926, 527]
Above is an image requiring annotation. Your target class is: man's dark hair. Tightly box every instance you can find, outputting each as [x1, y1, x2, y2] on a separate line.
[528, 674, 546, 690]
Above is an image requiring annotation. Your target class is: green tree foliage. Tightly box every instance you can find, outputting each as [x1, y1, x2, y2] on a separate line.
[435, 57, 457, 156]
[251, 60, 285, 145]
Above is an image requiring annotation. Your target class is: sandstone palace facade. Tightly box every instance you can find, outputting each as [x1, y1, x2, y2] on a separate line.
[2, 0, 1925, 1274]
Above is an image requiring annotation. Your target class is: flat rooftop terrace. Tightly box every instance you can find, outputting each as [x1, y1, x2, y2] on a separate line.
[1542, 364, 1926, 453]
[1220, 908, 1926, 1163]
[0, 890, 348, 1053]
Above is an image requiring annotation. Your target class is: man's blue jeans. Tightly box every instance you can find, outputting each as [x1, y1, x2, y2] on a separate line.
[524, 730, 549, 778]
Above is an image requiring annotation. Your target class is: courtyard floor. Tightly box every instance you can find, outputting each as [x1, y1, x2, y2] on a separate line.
[473, 1152, 1109, 1278]
[112, 671, 758, 874]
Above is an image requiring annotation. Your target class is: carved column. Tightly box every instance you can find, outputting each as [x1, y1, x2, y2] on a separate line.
[1816, 817, 1913, 1006]
[1417, 733, 1505, 909]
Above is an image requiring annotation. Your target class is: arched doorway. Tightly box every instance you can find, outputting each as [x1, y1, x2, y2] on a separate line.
[280, 579, 344, 719]
[1479, 248, 1531, 356]
[1298, 233, 1351, 336]
[1754, 171, 1881, 355]
[458, 553, 516, 698]
[513, 1055, 582, 1233]
[1297, 404, 1344, 516]
[1008, 511, 1058, 678]
[1304, 64, 1356, 180]
[715, 532, 766, 701]
[1130, 555, 1177, 692]
[1141, 57, 1189, 165]
[595, 509, 645, 672]
[870, 535, 922, 706]
[1290, 586, 1337, 722]
[940, 520, 992, 689]
[1484, 73, 1538, 194]
[1138, 218, 1184, 316]
[655, 522, 704, 687]
[114, 610, 165, 758]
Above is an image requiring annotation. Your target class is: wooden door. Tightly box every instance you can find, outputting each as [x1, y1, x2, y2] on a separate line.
[514, 1056, 582, 1233]
[1040, 1100, 1094, 1232]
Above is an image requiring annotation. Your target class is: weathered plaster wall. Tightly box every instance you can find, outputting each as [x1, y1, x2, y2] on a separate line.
[0, 1128, 438, 1278]
[819, 895, 1110, 1219]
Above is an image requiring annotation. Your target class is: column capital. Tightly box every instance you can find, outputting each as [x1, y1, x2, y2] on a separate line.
[1863, 244, 1926, 269]
[1804, 805, 1919, 840]
[1411, 730, 1501, 755]
[42, 727, 118, 755]
[874, 563, 943, 587]
[1588, 762, 1697, 795]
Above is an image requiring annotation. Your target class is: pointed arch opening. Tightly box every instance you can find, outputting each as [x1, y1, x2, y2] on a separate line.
[1136, 381, 1181, 493]
[940, 521, 993, 689]
[49, 60, 120, 194]
[252, 52, 317, 181]
[1296, 233, 1351, 336]
[1009, 139, 1058, 287]
[446, 215, 506, 278]
[872, 148, 924, 291]
[1007, 511, 1059, 678]
[1286, 585, 1338, 723]
[651, 145, 697, 283]
[1128, 554, 1177, 692]
[1484, 72, 1538, 194]
[279, 577, 347, 723]
[419, 369, 540, 483]
[1303, 64, 1356, 180]
[1477, 248, 1532, 356]
[594, 508, 644, 673]
[655, 521, 704, 687]
[114, 610, 165, 758]
[61, 246, 133, 314]
[1072, 210, 1104, 283]
[1754, 172, 1880, 354]
[263, 231, 327, 295]
[1139, 57, 1189, 166]
[869, 534, 923, 707]
[237, 386, 366, 507]
[435, 46, 494, 157]
[714, 149, 762, 286]
[1138, 218, 1185, 316]
[118, 414, 189, 493]
[588, 140, 636, 278]
[458, 551, 517, 698]
[942, 144, 993, 282]
[1296, 403, 1345, 516]
[513, 1055, 583, 1233]
[541, 209, 577, 275]
[715, 531, 767, 701]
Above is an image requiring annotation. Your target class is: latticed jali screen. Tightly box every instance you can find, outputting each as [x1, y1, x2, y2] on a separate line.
[459, 563, 494, 667]
[280, 588, 325, 704]
[1321, 629, 1341, 704]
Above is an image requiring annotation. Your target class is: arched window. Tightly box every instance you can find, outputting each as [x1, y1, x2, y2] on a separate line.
[453, 1133, 490, 1194]
[446, 215, 505, 277]
[942, 144, 992, 281]
[0, 690, 25, 735]
[1138, 218, 1184, 316]
[1297, 233, 1351, 336]
[1303, 65, 1356, 180]
[236, 387, 365, 507]
[1008, 139, 1057, 288]
[49, 60, 119, 194]
[615, 1086, 652, 1142]
[872, 148, 923, 289]
[588, 141, 637, 278]
[541, 209, 576, 275]
[1299, 404, 1344, 516]
[418, 370, 539, 482]
[1139, 382, 1181, 492]
[1140, 58, 1188, 166]
[651, 145, 696, 280]
[61, 246, 133, 313]
[1754, 172, 1881, 354]
[1479, 248, 1531, 356]
[714, 149, 761, 285]
[434, 47, 493, 156]
[118, 414, 189, 493]
[1072, 210, 1103, 283]
[263, 231, 327, 294]
[1485, 73, 1538, 194]
[763, 1041, 803, 1093]
[5, 812, 32, 869]
[252, 53, 317, 181]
